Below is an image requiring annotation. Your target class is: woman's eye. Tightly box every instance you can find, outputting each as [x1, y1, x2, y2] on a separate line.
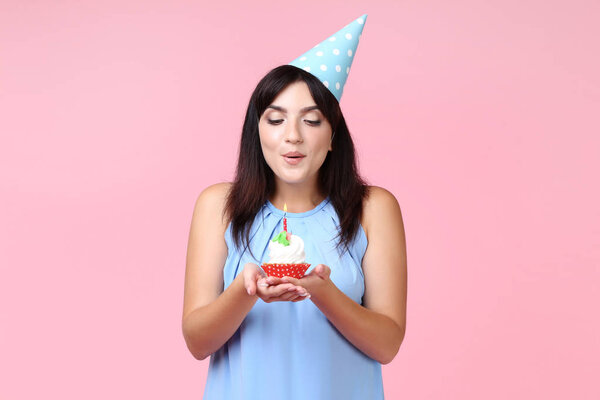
[267, 119, 321, 126]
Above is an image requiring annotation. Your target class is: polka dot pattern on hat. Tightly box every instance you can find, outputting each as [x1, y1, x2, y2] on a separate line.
[288, 13, 368, 103]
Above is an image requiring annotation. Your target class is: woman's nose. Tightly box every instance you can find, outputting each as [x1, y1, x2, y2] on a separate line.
[284, 121, 303, 143]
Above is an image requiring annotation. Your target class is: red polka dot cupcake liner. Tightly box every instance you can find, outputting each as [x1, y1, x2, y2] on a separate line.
[261, 263, 311, 279]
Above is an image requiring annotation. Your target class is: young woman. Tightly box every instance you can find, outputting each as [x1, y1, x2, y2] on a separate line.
[182, 63, 407, 399]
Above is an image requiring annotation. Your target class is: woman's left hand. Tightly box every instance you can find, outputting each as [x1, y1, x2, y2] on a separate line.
[266, 264, 332, 299]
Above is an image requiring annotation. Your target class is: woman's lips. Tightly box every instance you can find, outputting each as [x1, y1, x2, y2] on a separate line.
[283, 155, 305, 165]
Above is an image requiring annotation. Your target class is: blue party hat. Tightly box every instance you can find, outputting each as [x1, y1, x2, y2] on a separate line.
[288, 14, 368, 103]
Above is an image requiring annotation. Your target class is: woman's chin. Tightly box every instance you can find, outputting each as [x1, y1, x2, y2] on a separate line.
[276, 169, 308, 182]
[280, 178, 306, 186]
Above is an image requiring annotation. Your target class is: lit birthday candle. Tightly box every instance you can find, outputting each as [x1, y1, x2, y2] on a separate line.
[283, 203, 288, 232]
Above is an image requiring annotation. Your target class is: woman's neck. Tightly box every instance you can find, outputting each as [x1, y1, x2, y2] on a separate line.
[269, 181, 326, 213]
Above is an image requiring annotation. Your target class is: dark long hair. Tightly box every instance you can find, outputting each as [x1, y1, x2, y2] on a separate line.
[224, 64, 370, 261]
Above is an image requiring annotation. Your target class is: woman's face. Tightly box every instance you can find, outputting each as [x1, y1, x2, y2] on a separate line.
[258, 81, 333, 186]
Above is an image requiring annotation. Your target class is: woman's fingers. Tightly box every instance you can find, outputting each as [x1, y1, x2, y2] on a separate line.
[276, 288, 310, 302]
[265, 276, 285, 286]
[256, 282, 310, 302]
[242, 266, 311, 302]
[255, 282, 285, 300]
[276, 291, 299, 302]
[244, 271, 257, 296]
[242, 263, 266, 296]
[257, 277, 268, 288]
[281, 289, 310, 302]
[270, 286, 310, 301]
[269, 283, 297, 297]
[247, 279, 256, 296]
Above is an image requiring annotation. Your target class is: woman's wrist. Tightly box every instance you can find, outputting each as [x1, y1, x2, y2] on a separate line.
[310, 277, 336, 303]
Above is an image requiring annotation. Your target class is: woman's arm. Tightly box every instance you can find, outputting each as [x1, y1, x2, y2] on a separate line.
[307, 273, 404, 365]
[181, 183, 257, 360]
[281, 186, 407, 364]
[183, 274, 259, 360]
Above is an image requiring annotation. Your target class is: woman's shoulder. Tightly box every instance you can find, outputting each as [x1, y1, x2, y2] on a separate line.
[361, 185, 402, 239]
[195, 182, 233, 228]
[199, 181, 233, 197]
[196, 182, 233, 205]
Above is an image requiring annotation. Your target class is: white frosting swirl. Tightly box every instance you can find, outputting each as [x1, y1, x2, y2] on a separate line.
[267, 233, 306, 263]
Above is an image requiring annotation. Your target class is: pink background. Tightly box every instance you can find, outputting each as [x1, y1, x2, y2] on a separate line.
[1, 1, 598, 399]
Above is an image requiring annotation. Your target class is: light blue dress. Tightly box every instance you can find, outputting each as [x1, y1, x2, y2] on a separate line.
[203, 196, 384, 399]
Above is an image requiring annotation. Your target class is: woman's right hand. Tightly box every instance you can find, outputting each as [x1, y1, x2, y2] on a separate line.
[243, 263, 310, 303]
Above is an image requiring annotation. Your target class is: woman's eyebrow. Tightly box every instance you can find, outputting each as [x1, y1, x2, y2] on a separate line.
[267, 105, 320, 113]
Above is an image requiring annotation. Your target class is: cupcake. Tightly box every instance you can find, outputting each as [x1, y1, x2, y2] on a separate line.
[261, 227, 311, 279]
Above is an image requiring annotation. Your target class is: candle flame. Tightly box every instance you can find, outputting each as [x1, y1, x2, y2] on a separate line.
[283, 203, 287, 213]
